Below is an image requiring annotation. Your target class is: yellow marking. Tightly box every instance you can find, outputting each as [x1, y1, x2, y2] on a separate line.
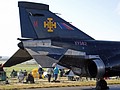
[44, 18, 56, 32]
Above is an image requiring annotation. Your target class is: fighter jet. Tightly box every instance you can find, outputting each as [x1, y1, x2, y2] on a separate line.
[3, 1, 120, 89]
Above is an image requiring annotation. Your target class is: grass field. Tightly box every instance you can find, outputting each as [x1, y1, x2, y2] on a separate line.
[4, 64, 39, 77]
[0, 64, 120, 90]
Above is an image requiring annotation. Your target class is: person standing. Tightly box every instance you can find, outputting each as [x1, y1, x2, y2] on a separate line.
[38, 65, 44, 79]
[18, 70, 24, 83]
[53, 67, 59, 81]
[46, 68, 53, 82]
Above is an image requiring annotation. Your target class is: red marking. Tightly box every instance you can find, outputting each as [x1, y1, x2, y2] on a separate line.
[33, 21, 38, 27]
[62, 23, 74, 30]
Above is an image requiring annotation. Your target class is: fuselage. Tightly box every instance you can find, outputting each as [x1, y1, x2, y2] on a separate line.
[51, 38, 120, 77]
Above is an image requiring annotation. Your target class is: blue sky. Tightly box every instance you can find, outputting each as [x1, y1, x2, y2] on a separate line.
[0, 0, 120, 56]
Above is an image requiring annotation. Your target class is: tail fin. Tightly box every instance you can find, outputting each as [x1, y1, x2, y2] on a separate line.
[18, 1, 94, 40]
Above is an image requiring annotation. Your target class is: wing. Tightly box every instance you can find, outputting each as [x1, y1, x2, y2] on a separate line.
[22, 39, 67, 67]
[3, 49, 32, 67]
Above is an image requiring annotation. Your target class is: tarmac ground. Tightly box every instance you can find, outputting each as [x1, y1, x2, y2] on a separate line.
[23, 85, 120, 90]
